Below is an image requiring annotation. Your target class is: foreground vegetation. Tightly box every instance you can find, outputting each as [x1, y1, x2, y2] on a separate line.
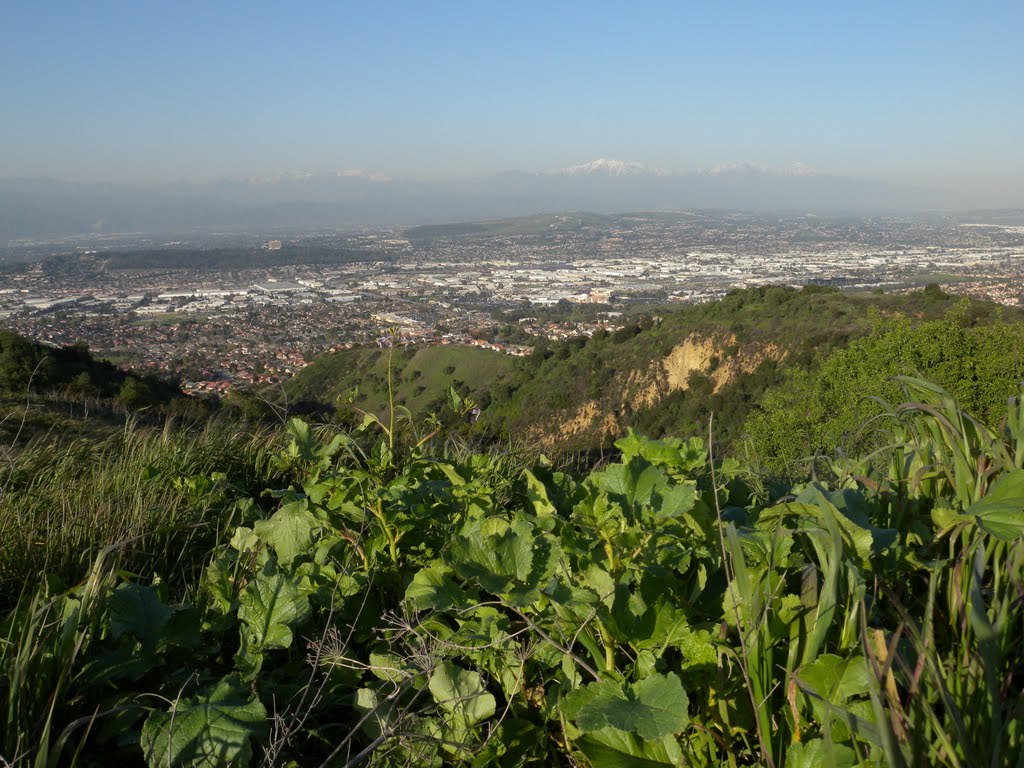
[0, 422, 283, 604]
[2, 372, 1023, 766]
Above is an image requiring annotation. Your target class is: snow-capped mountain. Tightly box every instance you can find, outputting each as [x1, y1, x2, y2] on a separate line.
[556, 158, 667, 177]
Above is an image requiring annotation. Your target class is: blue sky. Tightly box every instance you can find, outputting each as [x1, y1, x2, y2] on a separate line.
[2, 1, 1022, 199]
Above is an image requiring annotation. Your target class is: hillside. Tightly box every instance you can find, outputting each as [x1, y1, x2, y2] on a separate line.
[0, 331, 196, 443]
[482, 285, 1022, 450]
[284, 343, 517, 421]
[288, 285, 1020, 456]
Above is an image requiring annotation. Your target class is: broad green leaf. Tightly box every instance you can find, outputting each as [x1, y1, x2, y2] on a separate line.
[428, 662, 496, 727]
[676, 627, 718, 669]
[580, 565, 616, 606]
[571, 491, 624, 539]
[615, 430, 652, 463]
[524, 470, 558, 517]
[108, 582, 172, 646]
[437, 462, 467, 486]
[140, 675, 267, 768]
[590, 459, 666, 514]
[302, 480, 333, 504]
[237, 561, 311, 652]
[784, 738, 857, 768]
[615, 430, 706, 476]
[449, 516, 560, 604]
[575, 726, 684, 768]
[563, 673, 689, 741]
[203, 553, 238, 616]
[932, 499, 971, 533]
[977, 467, 1024, 502]
[653, 482, 698, 522]
[799, 656, 844, 700]
[796, 654, 871, 742]
[252, 499, 320, 565]
[931, 471, 1024, 539]
[967, 500, 1024, 540]
[229, 526, 260, 554]
[292, 558, 337, 593]
[632, 599, 690, 652]
[353, 687, 385, 738]
[406, 562, 470, 611]
[90, 585, 199, 683]
[309, 533, 346, 567]
[368, 652, 421, 685]
[777, 592, 805, 627]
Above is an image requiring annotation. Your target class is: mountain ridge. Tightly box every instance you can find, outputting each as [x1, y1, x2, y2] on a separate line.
[0, 161, 967, 240]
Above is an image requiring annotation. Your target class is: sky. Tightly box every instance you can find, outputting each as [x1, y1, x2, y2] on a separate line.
[2, 1, 1022, 201]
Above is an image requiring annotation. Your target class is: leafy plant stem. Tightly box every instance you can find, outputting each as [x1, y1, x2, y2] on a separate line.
[602, 538, 617, 572]
[371, 497, 399, 565]
[709, 414, 777, 768]
[386, 333, 396, 453]
[598, 622, 616, 673]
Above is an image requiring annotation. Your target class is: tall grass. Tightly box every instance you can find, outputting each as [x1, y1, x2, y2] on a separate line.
[0, 418, 281, 607]
[836, 377, 1024, 766]
[1, 550, 118, 766]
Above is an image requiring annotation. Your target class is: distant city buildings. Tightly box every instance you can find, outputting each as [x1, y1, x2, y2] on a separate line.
[3, 212, 1022, 391]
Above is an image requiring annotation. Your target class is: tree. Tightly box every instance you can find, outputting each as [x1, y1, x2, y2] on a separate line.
[0, 331, 48, 393]
[118, 377, 154, 409]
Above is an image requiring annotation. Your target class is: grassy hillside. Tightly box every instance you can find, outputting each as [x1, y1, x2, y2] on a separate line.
[0, 330, 208, 449]
[0, 330, 182, 404]
[0, 421, 281, 605]
[285, 285, 1022, 458]
[284, 342, 516, 421]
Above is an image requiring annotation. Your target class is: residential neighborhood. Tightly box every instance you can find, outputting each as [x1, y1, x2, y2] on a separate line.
[2, 211, 1022, 393]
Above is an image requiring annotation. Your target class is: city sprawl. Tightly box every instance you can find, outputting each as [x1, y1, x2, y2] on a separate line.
[2, 211, 1022, 394]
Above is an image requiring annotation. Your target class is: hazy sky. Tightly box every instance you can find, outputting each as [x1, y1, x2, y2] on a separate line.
[2, 1, 1022, 199]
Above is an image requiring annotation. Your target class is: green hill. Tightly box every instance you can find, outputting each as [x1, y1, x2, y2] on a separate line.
[478, 285, 1022, 451]
[747, 303, 1024, 475]
[287, 285, 1022, 458]
[284, 342, 516, 421]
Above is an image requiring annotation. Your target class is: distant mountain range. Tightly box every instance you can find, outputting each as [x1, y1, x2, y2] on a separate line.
[0, 160, 971, 240]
